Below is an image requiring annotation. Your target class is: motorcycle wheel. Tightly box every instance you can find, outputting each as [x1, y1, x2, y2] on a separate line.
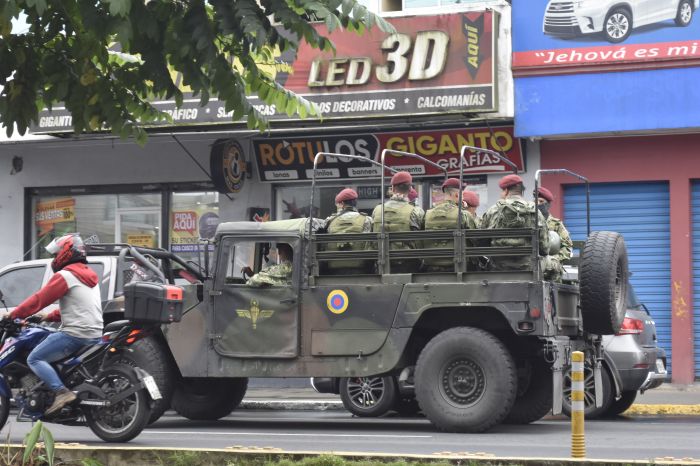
[0, 395, 9, 430]
[83, 364, 152, 443]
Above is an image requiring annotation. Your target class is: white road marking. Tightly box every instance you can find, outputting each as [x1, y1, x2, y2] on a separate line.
[145, 431, 432, 439]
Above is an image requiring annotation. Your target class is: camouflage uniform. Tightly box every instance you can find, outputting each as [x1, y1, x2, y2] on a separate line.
[323, 207, 373, 273]
[542, 215, 573, 282]
[371, 194, 425, 232]
[372, 194, 424, 272]
[423, 200, 476, 270]
[481, 194, 550, 271]
[246, 261, 293, 287]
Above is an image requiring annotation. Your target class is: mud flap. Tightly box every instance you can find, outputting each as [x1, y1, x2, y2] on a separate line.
[593, 360, 603, 408]
[549, 339, 566, 415]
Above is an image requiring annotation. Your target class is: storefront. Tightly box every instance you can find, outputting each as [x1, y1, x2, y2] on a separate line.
[512, 1, 700, 381]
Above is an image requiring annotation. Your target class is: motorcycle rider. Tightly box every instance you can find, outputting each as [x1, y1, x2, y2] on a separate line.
[3, 233, 103, 415]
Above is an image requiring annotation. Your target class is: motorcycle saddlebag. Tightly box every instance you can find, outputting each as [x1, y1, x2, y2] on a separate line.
[124, 282, 184, 324]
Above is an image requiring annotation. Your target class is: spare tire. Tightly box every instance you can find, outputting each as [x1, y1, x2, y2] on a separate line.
[580, 231, 628, 335]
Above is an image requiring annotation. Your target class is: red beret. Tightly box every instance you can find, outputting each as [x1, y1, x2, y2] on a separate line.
[442, 178, 461, 191]
[537, 187, 554, 202]
[462, 189, 480, 207]
[499, 174, 523, 189]
[408, 187, 418, 201]
[335, 188, 358, 203]
[391, 171, 412, 186]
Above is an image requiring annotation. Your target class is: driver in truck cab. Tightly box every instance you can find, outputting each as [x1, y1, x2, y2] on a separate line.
[244, 243, 293, 287]
[1, 234, 103, 415]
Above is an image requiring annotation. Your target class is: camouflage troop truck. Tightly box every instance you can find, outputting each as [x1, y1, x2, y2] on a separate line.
[117, 148, 629, 433]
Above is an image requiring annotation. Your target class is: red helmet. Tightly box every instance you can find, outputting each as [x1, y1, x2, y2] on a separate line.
[46, 233, 86, 272]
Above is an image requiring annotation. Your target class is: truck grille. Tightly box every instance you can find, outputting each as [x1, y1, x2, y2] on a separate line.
[547, 1, 574, 13]
[544, 16, 579, 26]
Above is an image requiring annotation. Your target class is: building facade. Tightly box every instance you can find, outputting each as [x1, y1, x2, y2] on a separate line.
[512, 0, 700, 382]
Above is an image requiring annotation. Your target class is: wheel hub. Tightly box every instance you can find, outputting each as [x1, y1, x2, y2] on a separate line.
[440, 358, 485, 407]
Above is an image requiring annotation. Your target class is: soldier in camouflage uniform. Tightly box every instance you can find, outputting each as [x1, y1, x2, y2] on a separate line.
[462, 189, 481, 228]
[424, 178, 476, 271]
[537, 187, 573, 282]
[481, 174, 549, 271]
[322, 188, 373, 274]
[372, 171, 424, 272]
[246, 243, 293, 287]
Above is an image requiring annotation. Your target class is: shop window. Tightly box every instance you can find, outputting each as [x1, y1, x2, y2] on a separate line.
[0, 266, 46, 307]
[32, 193, 161, 259]
[275, 183, 422, 221]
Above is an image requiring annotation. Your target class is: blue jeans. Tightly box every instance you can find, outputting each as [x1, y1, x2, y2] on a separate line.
[27, 332, 99, 392]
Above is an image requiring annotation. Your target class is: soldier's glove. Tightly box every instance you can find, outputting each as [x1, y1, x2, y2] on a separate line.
[241, 266, 254, 279]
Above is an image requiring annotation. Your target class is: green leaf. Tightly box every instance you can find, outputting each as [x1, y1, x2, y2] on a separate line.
[103, 0, 131, 17]
[285, 95, 297, 117]
[41, 425, 55, 466]
[23, 421, 42, 464]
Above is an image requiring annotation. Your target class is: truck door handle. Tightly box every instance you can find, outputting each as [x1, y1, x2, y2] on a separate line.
[280, 298, 297, 304]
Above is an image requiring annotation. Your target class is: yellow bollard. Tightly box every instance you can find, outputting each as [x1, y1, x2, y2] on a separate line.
[571, 351, 586, 458]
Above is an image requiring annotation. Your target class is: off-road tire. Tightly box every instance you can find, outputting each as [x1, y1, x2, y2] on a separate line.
[339, 376, 397, 417]
[118, 335, 176, 424]
[603, 8, 632, 43]
[171, 377, 248, 420]
[605, 390, 637, 416]
[580, 231, 629, 335]
[414, 327, 517, 433]
[0, 395, 9, 431]
[503, 358, 552, 424]
[83, 364, 152, 442]
[675, 0, 693, 26]
[563, 363, 613, 420]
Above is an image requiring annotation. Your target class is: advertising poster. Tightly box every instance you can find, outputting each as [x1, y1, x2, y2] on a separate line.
[513, 0, 700, 74]
[253, 126, 523, 182]
[170, 208, 220, 253]
[31, 11, 498, 133]
[35, 198, 76, 236]
[126, 234, 156, 248]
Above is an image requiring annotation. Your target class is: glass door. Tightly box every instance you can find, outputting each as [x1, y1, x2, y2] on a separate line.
[116, 208, 161, 248]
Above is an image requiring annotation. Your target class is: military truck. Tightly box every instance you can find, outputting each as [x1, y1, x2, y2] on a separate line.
[116, 146, 628, 432]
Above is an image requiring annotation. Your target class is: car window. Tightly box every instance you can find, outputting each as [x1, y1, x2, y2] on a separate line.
[626, 283, 643, 310]
[86, 263, 107, 302]
[0, 266, 47, 307]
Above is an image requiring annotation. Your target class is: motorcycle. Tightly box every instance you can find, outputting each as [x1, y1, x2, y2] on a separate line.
[0, 309, 162, 443]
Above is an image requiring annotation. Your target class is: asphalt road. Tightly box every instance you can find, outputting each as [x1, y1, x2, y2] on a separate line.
[3, 410, 700, 461]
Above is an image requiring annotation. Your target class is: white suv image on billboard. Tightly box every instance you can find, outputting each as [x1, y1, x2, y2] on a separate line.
[543, 0, 698, 43]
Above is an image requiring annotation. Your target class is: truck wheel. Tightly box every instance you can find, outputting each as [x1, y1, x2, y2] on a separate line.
[605, 390, 637, 416]
[580, 231, 629, 335]
[503, 358, 552, 424]
[172, 377, 248, 420]
[339, 376, 397, 417]
[414, 327, 516, 433]
[562, 363, 612, 419]
[118, 335, 176, 424]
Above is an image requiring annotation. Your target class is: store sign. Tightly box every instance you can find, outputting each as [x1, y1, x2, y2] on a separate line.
[126, 234, 156, 248]
[512, 0, 700, 76]
[252, 126, 523, 182]
[29, 12, 497, 133]
[35, 198, 76, 235]
[210, 140, 246, 193]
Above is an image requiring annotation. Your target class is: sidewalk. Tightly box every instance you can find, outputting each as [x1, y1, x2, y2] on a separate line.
[238, 383, 700, 415]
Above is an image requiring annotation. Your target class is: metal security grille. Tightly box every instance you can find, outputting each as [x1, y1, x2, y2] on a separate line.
[691, 183, 700, 378]
[564, 182, 672, 373]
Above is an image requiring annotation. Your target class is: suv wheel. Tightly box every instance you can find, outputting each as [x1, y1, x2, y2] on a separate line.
[605, 390, 637, 416]
[339, 376, 397, 417]
[676, 0, 693, 26]
[562, 364, 613, 419]
[604, 8, 632, 43]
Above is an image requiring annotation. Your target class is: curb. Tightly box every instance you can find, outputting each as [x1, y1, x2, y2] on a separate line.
[10, 445, 700, 466]
[238, 399, 700, 415]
